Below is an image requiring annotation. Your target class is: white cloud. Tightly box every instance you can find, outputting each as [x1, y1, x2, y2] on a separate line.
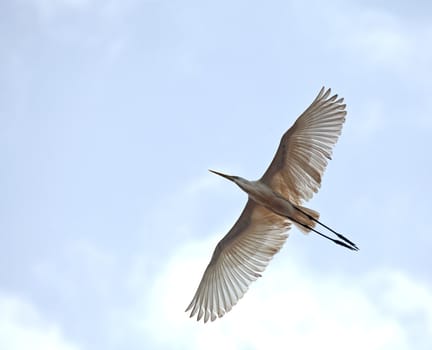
[0, 293, 80, 350]
[374, 270, 432, 334]
[136, 234, 432, 350]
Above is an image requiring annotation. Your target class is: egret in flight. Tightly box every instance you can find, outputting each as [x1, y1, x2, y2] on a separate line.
[186, 87, 358, 323]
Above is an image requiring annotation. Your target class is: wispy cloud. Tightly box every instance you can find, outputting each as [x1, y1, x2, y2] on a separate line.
[136, 235, 432, 349]
[332, 6, 432, 80]
[0, 293, 80, 350]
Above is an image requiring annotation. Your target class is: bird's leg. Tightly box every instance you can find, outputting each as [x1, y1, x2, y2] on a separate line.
[317, 222, 358, 250]
[292, 220, 358, 251]
[293, 206, 359, 251]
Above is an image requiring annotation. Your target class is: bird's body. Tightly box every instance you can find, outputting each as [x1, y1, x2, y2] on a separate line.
[186, 87, 358, 323]
[215, 173, 318, 233]
[230, 177, 294, 217]
[245, 179, 298, 219]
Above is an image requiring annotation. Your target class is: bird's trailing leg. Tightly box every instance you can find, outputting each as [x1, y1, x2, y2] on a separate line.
[292, 206, 359, 251]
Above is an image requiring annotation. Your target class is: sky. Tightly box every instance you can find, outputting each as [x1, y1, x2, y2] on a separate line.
[1, 0, 432, 349]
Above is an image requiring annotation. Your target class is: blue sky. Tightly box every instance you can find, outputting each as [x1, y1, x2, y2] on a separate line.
[1, 0, 432, 349]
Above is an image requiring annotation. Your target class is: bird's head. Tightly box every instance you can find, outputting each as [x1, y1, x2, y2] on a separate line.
[209, 169, 253, 192]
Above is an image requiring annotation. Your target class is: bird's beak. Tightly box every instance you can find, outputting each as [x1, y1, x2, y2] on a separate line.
[209, 169, 235, 182]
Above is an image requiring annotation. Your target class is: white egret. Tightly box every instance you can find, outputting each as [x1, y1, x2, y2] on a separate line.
[186, 87, 358, 323]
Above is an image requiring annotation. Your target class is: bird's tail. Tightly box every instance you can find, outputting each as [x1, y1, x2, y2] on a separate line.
[291, 205, 320, 234]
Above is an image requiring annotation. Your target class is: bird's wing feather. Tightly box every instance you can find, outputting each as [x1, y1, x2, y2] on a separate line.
[185, 200, 291, 322]
[260, 87, 346, 205]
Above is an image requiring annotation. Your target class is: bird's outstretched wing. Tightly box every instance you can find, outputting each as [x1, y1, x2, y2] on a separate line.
[186, 200, 291, 322]
[260, 87, 346, 205]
